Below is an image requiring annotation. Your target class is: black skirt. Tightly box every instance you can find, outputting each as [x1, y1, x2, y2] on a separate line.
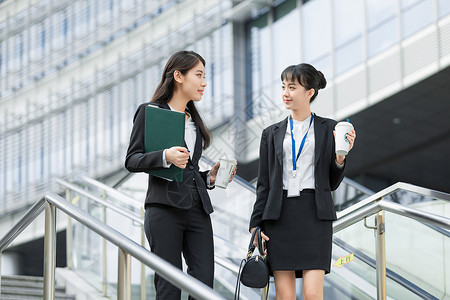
[263, 190, 332, 278]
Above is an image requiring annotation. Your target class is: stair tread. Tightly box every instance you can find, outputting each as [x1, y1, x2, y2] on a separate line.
[1, 275, 44, 283]
[0, 296, 75, 300]
[1, 286, 73, 296]
[0, 275, 75, 300]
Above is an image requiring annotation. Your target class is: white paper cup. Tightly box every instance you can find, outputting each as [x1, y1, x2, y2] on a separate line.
[334, 122, 354, 156]
[215, 158, 237, 189]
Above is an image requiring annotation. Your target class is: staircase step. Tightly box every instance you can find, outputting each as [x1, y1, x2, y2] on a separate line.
[0, 275, 75, 300]
[0, 296, 75, 300]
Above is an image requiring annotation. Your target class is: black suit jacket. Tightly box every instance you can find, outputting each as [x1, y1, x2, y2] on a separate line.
[125, 102, 214, 214]
[249, 114, 345, 230]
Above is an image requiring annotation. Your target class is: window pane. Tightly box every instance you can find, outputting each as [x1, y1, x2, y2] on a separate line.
[366, 0, 396, 29]
[335, 37, 363, 74]
[273, 9, 300, 82]
[333, 0, 363, 46]
[302, 0, 331, 62]
[439, 0, 450, 17]
[368, 18, 397, 57]
[402, 0, 433, 38]
[247, 13, 271, 120]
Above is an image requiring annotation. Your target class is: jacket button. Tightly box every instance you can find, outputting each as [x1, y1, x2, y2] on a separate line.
[189, 166, 194, 170]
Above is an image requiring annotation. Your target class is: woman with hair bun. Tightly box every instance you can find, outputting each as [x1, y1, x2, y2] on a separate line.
[249, 63, 356, 299]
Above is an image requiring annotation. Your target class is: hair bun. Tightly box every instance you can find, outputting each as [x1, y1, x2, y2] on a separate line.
[317, 71, 327, 89]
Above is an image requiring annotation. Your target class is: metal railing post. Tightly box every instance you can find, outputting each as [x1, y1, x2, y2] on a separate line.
[261, 285, 268, 299]
[375, 211, 386, 300]
[66, 189, 73, 270]
[141, 208, 146, 300]
[0, 251, 2, 293]
[102, 191, 108, 297]
[43, 201, 56, 300]
[118, 248, 131, 300]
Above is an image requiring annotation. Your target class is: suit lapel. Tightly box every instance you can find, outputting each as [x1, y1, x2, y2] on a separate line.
[274, 117, 288, 167]
[191, 122, 202, 165]
[314, 114, 326, 164]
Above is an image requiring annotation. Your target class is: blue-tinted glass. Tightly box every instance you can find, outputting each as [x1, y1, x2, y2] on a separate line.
[333, 0, 363, 46]
[40, 146, 44, 176]
[18, 156, 22, 184]
[62, 18, 68, 37]
[17, 40, 23, 60]
[39, 30, 45, 49]
[302, 0, 331, 62]
[246, 13, 270, 120]
[366, 0, 396, 29]
[368, 18, 397, 57]
[335, 37, 363, 75]
[83, 6, 90, 23]
[402, 0, 433, 38]
[439, 0, 450, 17]
[273, 8, 300, 82]
[402, 0, 422, 8]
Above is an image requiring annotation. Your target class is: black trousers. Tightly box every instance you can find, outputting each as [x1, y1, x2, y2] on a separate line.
[144, 189, 214, 300]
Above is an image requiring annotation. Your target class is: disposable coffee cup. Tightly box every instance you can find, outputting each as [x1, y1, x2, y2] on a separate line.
[215, 158, 237, 189]
[334, 121, 354, 156]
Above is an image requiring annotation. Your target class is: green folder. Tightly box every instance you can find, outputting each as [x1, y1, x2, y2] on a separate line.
[144, 104, 185, 182]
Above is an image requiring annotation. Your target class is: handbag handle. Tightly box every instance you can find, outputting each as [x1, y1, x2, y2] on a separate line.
[248, 226, 264, 257]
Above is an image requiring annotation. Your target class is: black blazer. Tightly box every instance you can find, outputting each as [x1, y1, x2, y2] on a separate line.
[125, 102, 214, 214]
[249, 114, 345, 230]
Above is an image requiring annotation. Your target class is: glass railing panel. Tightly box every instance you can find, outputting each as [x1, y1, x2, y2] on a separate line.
[334, 218, 377, 258]
[330, 240, 425, 300]
[334, 199, 448, 299]
[333, 177, 374, 212]
[384, 210, 449, 299]
[67, 189, 150, 299]
[410, 199, 450, 218]
[70, 193, 106, 293]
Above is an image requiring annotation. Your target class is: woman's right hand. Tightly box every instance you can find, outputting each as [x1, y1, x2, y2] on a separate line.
[165, 146, 190, 169]
[250, 227, 270, 254]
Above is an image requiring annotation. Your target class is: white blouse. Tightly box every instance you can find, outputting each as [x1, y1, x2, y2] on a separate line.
[282, 115, 315, 191]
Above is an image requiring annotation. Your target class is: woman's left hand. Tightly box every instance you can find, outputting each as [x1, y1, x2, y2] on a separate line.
[335, 129, 356, 164]
[209, 162, 237, 186]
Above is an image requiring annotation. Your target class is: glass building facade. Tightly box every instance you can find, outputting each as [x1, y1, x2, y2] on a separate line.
[1, 0, 450, 213]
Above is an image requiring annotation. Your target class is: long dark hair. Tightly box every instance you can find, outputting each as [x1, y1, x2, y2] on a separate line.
[281, 63, 327, 103]
[151, 50, 211, 149]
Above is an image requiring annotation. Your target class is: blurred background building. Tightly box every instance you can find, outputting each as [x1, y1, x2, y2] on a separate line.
[0, 0, 449, 299]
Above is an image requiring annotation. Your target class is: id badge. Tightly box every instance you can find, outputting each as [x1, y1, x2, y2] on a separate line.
[287, 177, 300, 197]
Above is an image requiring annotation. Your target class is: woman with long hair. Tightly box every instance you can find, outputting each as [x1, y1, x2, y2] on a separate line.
[249, 63, 356, 300]
[125, 50, 236, 299]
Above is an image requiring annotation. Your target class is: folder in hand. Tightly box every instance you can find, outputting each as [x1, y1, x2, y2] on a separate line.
[144, 104, 185, 182]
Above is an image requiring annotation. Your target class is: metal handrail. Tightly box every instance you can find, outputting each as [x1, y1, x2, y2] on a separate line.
[0, 198, 45, 251]
[0, 192, 225, 300]
[55, 178, 143, 225]
[336, 182, 450, 220]
[74, 174, 142, 207]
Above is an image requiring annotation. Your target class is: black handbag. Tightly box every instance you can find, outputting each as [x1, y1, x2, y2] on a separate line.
[234, 226, 269, 300]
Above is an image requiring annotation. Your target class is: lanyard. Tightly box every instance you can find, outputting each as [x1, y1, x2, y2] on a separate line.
[290, 113, 314, 176]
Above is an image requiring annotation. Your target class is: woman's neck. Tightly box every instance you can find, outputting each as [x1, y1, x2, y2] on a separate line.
[291, 107, 312, 122]
[168, 94, 189, 112]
